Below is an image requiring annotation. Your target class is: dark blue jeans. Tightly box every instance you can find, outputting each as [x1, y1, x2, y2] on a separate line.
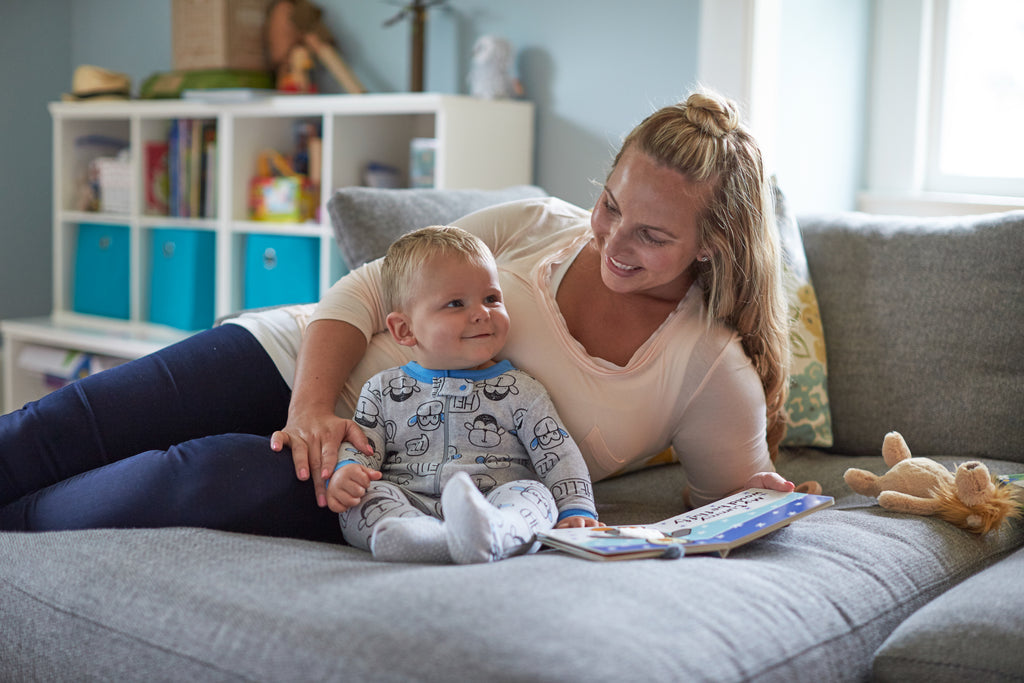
[0, 323, 342, 542]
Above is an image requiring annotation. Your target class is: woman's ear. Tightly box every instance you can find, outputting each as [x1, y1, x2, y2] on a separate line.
[386, 311, 416, 347]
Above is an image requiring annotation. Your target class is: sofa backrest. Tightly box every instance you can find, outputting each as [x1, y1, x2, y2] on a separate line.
[798, 210, 1024, 462]
[328, 185, 548, 269]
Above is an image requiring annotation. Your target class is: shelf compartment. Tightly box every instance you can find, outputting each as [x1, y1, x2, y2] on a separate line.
[57, 119, 131, 214]
[328, 113, 436, 188]
[72, 222, 131, 320]
[242, 233, 320, 309]
[147, 227, 217, 331]
[230, 115, 322, 222]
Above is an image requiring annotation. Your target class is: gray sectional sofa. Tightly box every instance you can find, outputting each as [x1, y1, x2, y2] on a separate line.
[2, 187, 1022, 682]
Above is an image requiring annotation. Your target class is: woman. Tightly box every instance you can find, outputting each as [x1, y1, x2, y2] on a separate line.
[0, 89, 792, 537]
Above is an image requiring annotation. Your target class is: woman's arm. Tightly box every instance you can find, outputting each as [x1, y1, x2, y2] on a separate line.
[672, 340, 781, 507]
[271, 318, 372, 508]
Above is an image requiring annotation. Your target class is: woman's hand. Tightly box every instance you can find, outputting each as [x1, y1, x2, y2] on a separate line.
[555, 515, 601, 529]
[742, 471, 796, 493]
[277, 319, 370, 507]
[271, 414, 373, 508]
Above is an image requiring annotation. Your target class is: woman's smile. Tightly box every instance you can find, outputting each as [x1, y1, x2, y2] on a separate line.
[607, 254, 641, 273]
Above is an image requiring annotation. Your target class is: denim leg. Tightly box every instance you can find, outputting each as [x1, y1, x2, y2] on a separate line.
[0, 324, 290, 507]
[0, 433, 343, 542]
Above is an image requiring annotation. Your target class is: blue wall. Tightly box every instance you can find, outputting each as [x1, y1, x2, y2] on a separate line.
[63, 0, 702, 206]
[0, 1, 71, 320]
[0, 0, 868, 322]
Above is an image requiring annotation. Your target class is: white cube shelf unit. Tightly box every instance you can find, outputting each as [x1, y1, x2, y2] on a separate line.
[1, 93, 534, 413]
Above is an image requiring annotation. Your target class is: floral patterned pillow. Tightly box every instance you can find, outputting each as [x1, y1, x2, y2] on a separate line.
[774, 182, 833, 447]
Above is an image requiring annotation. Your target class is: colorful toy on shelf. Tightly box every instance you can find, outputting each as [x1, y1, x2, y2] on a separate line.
[248, 149, 319, 222]
[277, 43, 317, 93]
[266, 0, 366, 94]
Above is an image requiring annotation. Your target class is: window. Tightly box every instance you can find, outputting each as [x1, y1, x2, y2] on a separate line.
[927, 0, 1024, 196]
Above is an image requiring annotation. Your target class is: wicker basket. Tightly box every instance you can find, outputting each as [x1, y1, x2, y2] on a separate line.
[172, 0, 269, 71]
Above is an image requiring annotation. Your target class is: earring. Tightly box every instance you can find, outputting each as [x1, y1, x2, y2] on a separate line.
[699, 255, 710, 263]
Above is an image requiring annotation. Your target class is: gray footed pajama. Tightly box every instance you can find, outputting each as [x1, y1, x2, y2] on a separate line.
[335, 360, 597, 563]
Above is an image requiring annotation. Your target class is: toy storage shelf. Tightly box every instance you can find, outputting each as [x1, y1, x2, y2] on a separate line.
[1, 94, 534, 413]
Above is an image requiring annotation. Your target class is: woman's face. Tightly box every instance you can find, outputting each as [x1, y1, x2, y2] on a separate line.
[590, 147, 713, 302]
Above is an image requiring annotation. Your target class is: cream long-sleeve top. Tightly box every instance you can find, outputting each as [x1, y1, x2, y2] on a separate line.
[299, 196, 773, 507]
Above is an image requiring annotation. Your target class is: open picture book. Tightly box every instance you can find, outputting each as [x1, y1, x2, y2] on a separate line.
[538, 488, 834, 561]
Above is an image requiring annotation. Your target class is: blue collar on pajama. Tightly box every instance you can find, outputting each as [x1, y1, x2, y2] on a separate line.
[400, 360, 517, 384]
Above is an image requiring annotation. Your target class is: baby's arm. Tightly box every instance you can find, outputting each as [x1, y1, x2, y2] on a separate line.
[515, 377, 599, 525]
[325, 377, 387, 513]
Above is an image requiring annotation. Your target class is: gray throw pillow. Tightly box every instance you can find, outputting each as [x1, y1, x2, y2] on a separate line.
[327, 185, 548, 269]
[797, 210, 1024, 462]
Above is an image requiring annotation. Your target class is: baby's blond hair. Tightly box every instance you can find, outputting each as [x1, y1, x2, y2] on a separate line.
[381, 225, 495, 313]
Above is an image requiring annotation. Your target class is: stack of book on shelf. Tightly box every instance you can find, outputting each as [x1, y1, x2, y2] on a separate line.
[145, 119, 218, 218]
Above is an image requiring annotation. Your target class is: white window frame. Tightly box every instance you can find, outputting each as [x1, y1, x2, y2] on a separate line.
[861, 0, 1024, 215]
[923, 0, 1024, 198]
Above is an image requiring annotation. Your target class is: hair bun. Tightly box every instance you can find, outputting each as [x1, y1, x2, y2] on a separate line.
[684, 91, 740, 138]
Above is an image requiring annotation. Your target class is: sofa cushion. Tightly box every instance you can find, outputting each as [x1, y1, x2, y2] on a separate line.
[872, 543, 1024, 682]
[2, 454, 1021, 681]
[327, 185, 548, 269]
[798, 210, 1024, 462]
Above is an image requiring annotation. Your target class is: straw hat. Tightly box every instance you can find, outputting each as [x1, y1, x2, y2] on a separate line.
[62, 65, 132, 101]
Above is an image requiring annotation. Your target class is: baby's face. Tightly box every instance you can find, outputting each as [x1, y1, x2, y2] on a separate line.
[401, 255, 510, 370]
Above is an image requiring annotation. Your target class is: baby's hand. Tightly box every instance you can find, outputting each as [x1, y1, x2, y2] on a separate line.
[555, 515, 600, 529]
[326, 463, 382, 513]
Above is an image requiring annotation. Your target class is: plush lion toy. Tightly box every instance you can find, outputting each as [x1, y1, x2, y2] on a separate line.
[844, 431, 1021, 534]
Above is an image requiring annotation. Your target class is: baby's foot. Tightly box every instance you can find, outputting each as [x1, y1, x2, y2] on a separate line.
[442, 472, 512, 564]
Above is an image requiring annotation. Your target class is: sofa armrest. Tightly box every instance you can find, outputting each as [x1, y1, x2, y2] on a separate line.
[872, 544, 1024, 681]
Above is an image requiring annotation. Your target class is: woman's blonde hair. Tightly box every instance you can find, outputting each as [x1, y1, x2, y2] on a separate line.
[381, 225, 495, 313]
[612, 88, 791, 457]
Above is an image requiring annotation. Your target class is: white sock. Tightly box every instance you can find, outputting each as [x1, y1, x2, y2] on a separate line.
[370, 515, 452, 564]
[442, 472, 533, 564]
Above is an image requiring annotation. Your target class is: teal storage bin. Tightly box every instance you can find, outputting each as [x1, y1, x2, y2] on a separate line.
[73, 223, 130, 319]
[244, 234, 319, 308]
[149, 228, 216, 330]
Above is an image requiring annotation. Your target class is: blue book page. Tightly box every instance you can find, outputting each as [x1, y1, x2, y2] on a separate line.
[538, 528, 681, 558]
[538, 488, 834, 559]
[648, 489, 829, 542]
